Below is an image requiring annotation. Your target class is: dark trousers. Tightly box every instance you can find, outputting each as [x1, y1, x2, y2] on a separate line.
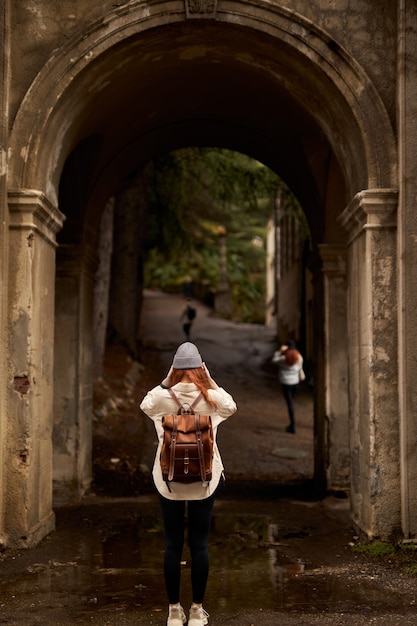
[159, 494, 215, 604]
[281, 383, 298, 426]
[183, 322, 192, 338]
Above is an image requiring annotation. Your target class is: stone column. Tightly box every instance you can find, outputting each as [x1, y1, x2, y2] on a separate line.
[93, 198, 114, 379]
[339, 189, 399, 540]
[6, 190, 64, 548]
[308, 250, 327, 497]
[397, 0, 417, 538]
[53, 244, 97, 506]
[318, 244, 349, 492]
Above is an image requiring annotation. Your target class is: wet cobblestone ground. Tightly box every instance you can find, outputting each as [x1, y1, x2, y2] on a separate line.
[1, 291, 417, 625]
[1, 493, 417, 625]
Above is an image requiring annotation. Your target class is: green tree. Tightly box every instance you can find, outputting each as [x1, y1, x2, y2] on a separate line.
[144, 147, 304, 322]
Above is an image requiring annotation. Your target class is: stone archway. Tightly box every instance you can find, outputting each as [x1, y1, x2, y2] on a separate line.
[5, 1, 399, 546]
[9, 1, 396, 197]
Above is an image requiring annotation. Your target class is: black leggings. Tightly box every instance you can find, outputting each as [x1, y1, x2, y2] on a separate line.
[282, 383, 298, 426]
[159, 494, 215, 604]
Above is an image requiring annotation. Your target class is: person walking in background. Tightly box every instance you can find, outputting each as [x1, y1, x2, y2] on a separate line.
[140, 342, 237, 626]
[181, 301, 196, 339]
[272, 340, 304, 434]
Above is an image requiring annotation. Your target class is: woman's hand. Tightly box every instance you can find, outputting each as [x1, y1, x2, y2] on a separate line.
[161, 365, 174, 388]
[202, 362, 219, 389]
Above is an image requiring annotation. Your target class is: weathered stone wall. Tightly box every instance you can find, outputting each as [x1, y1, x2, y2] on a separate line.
[9, 1, 118, 123]
[108, 168, 151, 360]
[340, 190, 399, 539]
[318, 244, 349, 492]
[291, 0, 397, 127]
[397, 0, 417, 538]
[9, 1, 397, 133]
[52, 244, 96, 508]
[6, 191, 64, 546]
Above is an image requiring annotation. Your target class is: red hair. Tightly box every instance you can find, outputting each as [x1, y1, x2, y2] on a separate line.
[171, 367, 217, 408]
[285, 349, 300, 366]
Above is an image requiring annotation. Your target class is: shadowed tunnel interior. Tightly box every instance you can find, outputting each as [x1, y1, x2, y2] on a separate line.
[57, 20, 349, 248]
[54, 18, 353, 503]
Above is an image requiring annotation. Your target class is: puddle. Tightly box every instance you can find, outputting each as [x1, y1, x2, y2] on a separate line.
[75, 514, 293, 613]
[0, 501, 413, 623]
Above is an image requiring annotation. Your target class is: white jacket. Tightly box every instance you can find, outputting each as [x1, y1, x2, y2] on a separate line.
[140, 381, 237, 500]
[272, 352, 303, 385]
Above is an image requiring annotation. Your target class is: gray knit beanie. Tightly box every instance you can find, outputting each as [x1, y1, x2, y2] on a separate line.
[172, 342, 203, 369]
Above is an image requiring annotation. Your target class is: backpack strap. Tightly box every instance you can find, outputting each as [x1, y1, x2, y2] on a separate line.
[191, 394, 207, 481]
[194, 413, 207, 481]
[168, 387, 182, 408]
[168, 388, 204, 412]
[191, 392, 204, 410]
[168, 414, 178, 482]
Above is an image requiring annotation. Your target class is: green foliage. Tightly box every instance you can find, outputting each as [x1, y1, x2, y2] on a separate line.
[353, 541, 396, 557]
[143, 147, 303, 322]
[353, 540, 417, 577]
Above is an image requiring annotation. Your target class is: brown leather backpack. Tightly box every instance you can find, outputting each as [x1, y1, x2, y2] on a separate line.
[160, 388, 213, 487]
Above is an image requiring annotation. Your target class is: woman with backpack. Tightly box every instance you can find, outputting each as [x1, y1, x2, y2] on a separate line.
[140, 341, 237, 626]
[272, 340, 304, 434]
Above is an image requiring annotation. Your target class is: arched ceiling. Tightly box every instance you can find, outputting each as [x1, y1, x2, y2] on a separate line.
[56, 20, 352, 244]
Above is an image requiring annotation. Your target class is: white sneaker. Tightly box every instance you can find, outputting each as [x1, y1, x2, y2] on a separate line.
[167, 605, 186, 626]
[188, 606, 210, 625]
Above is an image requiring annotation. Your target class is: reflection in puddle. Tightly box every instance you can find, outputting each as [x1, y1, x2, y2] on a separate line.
[207, 514, 306, 612]
[80, 512, 310, 614]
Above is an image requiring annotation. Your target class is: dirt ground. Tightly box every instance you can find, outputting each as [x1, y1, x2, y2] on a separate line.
[1, 290, 417, 625]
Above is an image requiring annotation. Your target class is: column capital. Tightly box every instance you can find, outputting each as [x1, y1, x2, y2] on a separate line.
[339, 189, 398, 244]
[8, 189, 65, 248]
[317, 244, 347, 277]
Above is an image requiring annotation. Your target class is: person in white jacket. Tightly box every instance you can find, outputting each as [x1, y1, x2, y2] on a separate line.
[272, 340, 304, 434]
[140, 342, 237, 626]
